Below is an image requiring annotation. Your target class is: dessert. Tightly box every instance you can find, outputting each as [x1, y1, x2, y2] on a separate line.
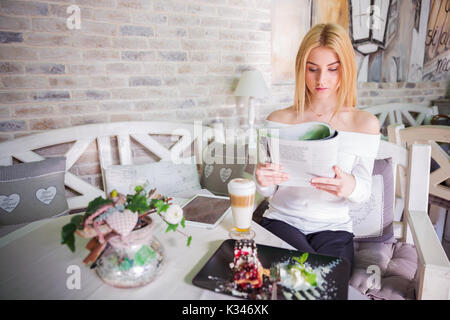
[230, 240, 266, 289]
[279, 253, 318, 291]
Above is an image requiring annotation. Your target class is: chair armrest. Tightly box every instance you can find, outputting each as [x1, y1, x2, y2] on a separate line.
[406, 209, 450, 300]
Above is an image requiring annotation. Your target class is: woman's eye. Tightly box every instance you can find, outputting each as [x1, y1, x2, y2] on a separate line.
[329, 68, 338, 72]
[308, 68, 318, 72]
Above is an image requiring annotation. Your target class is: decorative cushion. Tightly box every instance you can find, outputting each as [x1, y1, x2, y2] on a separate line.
[349, 158, 395, 243]
[350, 241, 418, 300]
[104, 161, 202, 198]
[0, 157, 69, 226]
[200, 141, 252, 196]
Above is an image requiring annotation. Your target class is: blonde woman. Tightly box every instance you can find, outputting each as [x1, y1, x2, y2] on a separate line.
[256, 23, 380, 270]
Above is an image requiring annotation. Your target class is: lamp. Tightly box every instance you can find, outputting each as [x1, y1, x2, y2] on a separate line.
[234, 70, 269, 131]
[348, 0, 392, 55]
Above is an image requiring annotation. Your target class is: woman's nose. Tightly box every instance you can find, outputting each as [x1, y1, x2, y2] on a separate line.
[317, 70, 326, 85]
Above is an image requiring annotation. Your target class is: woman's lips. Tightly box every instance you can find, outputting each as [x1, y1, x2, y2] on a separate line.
[315, 87, 328, 92]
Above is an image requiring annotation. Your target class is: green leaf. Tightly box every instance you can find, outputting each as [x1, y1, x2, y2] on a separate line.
[165, 223, 178, 233]
[150, 199, 169, 213]
[187, 236, 192, 247]
[303, 270, 317, 287]
[180, 216, 186, 228]
[61, 222, 77, 252]
[299, 252, 309, 264]
[156, 203, 169, 213]
[126, 194, 150, 214]
[150, 199, 164, 208]
[85, 197, 113, 217]
[70, 214, 84, 230]
[134, 185, 144, 194]
[293, 252, 309, 265]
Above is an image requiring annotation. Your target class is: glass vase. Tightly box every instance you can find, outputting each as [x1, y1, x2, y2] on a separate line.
[95, 217, 165, 288]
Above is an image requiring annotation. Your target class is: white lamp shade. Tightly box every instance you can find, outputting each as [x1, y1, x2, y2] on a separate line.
[234, 70, 269, 98]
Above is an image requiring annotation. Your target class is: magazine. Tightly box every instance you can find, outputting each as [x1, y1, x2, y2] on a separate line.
[258, 122, 340, 187]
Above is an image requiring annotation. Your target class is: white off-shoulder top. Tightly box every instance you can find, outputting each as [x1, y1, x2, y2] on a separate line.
[257, 120, 381, 235]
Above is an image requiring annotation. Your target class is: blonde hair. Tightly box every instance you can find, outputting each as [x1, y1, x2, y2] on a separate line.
[294, 23, 357, 118]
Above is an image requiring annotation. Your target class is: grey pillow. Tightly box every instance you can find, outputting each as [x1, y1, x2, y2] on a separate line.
[349, 158, 395, 243]
[200, 142, 251, 196]
[0, 157, 69, 226]
[350, 241, 418, 300]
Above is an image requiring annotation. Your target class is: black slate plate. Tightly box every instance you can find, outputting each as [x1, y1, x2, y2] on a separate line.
[192, 239, 350, 300]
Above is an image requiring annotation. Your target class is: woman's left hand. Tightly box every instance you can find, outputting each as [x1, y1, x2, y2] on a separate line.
[310, 166, 356, 198]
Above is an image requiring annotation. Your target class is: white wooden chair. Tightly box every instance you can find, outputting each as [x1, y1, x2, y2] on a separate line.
[351, 137, 450, 300]
[389, 125, 450, 203]
[0, 121, 209, 211]
[382, 124, 450, 299]
[359, 103, 439, 139]
[359, 104, 439, 221]
[389, 124, 450, 250]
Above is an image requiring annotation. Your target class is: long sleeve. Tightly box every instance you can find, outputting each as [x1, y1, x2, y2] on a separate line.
[338, 131, 380, 204]
[346, 155, 375, 203]
[255, 180, 277, 198]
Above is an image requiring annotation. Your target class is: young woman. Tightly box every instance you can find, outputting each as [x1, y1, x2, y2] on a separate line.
[255, 23, 380, 270]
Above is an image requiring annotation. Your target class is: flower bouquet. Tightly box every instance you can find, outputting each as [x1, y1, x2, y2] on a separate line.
[61, 185, 192, 288]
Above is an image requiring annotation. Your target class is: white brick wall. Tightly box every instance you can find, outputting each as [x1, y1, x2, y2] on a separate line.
[0, 0, 274, 139]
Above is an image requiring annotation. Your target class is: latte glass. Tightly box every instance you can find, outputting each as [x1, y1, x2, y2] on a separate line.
[227, 178, 256, 240]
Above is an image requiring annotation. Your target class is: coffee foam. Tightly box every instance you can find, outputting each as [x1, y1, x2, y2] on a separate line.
[227, 178, 255, 196]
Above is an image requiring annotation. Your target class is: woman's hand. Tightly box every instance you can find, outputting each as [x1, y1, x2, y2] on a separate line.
[255, 163, 289, 187]
[310, 166, 355, 198]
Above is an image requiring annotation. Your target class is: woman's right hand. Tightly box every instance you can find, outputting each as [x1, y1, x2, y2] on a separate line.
[255, 163, 289, 187]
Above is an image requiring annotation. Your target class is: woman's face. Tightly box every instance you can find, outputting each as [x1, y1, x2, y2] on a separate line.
[305, 46, 341, 103]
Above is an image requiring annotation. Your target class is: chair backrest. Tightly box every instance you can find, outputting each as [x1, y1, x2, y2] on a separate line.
[389, 124, 450, 202]
[376, 138, 409, 239]
[360, 103, 439, 137]
[0, 121, 209, 210]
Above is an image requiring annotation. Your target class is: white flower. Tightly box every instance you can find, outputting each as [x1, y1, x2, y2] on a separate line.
[163, 204, 183, 225]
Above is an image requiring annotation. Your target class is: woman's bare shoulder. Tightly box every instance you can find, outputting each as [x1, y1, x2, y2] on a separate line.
[351, 109, 380, 134]
[266, 106, 296, 123]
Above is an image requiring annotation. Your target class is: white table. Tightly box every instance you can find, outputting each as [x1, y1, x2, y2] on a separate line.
[0, 198, 367, 300]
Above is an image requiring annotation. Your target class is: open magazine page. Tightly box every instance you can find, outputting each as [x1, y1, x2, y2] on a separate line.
[258, 122, 340, 187]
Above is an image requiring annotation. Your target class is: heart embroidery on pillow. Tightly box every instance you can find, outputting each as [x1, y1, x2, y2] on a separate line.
[204, 164, 214, 179]
[219, 167, 232, 183]
[106, 209, 138, 237]
[0, 194, 20, 214]
[36, 186, 57, 205]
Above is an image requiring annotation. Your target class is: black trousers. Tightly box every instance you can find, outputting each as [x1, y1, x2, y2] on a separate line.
[260, 217, 354, 271]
